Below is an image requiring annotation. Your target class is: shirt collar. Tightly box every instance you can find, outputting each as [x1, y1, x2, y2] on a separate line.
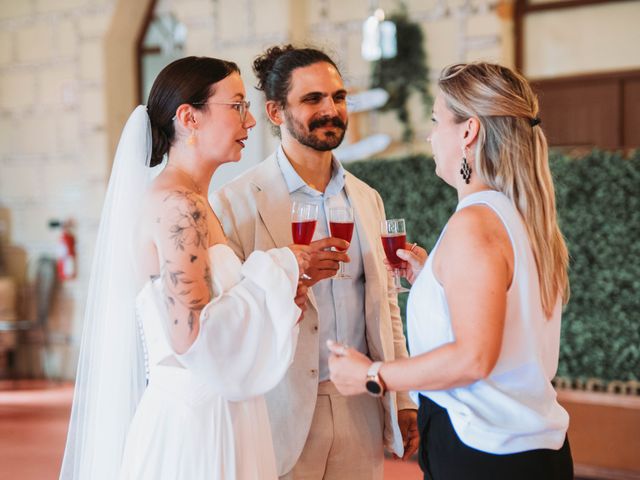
[276, 144, 346, 196]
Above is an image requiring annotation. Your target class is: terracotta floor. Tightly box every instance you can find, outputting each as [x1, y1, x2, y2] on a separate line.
[0, 381, 422, 479]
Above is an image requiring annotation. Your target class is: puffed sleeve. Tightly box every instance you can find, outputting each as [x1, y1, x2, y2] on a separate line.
[175, 244, 300, 401]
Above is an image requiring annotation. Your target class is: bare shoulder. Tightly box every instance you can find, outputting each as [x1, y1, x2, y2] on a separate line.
[445, 205, 510, 250]
[435, 204, 513, 282]
[145, 183, 210, 253]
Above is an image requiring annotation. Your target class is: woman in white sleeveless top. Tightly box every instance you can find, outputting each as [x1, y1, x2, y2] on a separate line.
[328, 62, 573, 479]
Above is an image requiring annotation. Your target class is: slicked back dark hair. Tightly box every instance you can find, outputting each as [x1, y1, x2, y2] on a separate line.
[147, 56, 239, 167]
[252, 45, 340, 107]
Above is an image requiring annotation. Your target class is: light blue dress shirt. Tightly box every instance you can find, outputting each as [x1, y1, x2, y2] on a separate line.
[276, 146, 367, 381]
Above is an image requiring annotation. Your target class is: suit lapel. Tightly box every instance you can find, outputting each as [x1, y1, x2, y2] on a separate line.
[252, 154, 294, 249]
[253, 153, 319, 312]
[344, 174, 383, 355]
[345, 174, 381, 287]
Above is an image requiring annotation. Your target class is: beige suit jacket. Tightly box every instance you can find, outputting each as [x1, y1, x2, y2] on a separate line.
[211, 153, 416, 475]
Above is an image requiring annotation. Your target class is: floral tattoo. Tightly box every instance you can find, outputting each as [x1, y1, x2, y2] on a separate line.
[164, 191, 209, 251]
[161, 260, 208, 333]
[160, 190, 212, 333]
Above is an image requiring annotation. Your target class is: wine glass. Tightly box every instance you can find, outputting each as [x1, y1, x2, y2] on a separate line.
[291, 201, 318, 245]
[380, 218, 410, 293]
[291, 201, 319, 280]
[329, 206, 354, 279]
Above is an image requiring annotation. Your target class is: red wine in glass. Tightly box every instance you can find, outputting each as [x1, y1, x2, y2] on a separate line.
[380, 219, 409, 293]
[291, 201, 319, 280]
[329, 206, 354, 279]
[329, 222, 354, 246]
[381, 233, 407, 268]
[292, 220, 317, 245]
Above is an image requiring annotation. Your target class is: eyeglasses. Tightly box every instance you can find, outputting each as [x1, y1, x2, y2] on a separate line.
[191, 100, 251, 123]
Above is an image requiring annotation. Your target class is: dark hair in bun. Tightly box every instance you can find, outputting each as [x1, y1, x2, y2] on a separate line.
[253, 45, 339, 107]
[147, 56, 240, 167]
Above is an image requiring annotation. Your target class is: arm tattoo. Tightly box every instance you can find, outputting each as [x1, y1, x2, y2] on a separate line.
[161, 260, 208, 331]
[159, 191, 212, 335]
[164, 191, 209, 251]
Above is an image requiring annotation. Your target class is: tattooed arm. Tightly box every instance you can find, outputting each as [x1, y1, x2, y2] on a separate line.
[154, 190, 213, 354]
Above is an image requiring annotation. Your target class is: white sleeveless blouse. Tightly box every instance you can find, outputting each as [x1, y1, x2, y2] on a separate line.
[407, 190, 569, 454]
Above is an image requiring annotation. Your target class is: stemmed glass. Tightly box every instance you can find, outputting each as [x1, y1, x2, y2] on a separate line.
[329, 206, 354, 279]
[291, 201, 319, 280]
[380, 218, 410, 293]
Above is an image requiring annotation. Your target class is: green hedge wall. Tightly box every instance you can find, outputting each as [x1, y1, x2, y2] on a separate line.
[346, 150, 640, 383]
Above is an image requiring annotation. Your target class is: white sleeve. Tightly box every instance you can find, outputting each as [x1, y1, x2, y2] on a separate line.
[176, 246, 300, 401]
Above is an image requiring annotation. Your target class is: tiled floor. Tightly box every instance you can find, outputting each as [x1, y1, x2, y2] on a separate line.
[0, 381, 422, 479]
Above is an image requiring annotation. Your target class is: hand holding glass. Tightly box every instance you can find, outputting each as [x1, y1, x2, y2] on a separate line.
[381, 218, 410, 293]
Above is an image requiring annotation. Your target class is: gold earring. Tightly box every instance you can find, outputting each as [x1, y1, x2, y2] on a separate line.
[187, 129, 196, 146]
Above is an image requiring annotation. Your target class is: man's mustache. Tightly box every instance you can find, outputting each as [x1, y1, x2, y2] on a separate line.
[309, 116, 347, 131]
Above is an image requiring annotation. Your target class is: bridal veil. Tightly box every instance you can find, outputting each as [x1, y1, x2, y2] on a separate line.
[60, 106, 154, 479]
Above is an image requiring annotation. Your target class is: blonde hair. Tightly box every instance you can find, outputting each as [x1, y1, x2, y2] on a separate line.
[438, 62, 569, 317]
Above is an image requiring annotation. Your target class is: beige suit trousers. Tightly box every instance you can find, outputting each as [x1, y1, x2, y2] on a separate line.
[280, 381, 384, 480]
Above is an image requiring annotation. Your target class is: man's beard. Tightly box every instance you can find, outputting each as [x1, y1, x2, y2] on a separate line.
[284, 110, 348, 151]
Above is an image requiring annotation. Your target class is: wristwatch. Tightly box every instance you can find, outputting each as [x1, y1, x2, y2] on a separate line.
[365, 361, 386, 397]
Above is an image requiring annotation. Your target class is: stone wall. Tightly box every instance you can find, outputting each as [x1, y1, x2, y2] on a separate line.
[0, 0, 116, 379]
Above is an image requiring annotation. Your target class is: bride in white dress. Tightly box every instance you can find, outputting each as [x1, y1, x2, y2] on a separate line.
[60, 57, 310, 479]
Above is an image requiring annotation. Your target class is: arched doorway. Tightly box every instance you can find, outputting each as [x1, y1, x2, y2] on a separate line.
[104, 0, 156, 163]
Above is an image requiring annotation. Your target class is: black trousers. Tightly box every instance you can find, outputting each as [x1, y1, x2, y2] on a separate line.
[418, 395, 574, 480]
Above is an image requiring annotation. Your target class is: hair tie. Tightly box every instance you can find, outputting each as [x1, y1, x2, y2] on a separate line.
[530, 117, 541, 127]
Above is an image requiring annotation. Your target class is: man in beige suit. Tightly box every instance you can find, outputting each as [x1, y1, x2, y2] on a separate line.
[211, 45, 418, 479]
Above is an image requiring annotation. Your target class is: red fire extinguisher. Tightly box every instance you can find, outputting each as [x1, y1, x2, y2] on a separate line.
[50, 219, 77, 280]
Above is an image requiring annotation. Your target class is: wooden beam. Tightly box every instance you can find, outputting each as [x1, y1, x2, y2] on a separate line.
[523, 0, 638, 14]
[529, 68, 640, 85]
[514, 0, 525, 72]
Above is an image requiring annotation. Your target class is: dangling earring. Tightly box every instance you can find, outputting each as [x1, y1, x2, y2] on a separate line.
[460, 146, 472, 184]
[187, 129, 196, 146]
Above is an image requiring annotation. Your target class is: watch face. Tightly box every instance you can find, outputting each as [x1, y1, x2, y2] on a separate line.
[366, 379, 382, 395]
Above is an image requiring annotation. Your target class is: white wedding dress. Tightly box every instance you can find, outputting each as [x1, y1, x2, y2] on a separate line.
[118, 243, 300, 479]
